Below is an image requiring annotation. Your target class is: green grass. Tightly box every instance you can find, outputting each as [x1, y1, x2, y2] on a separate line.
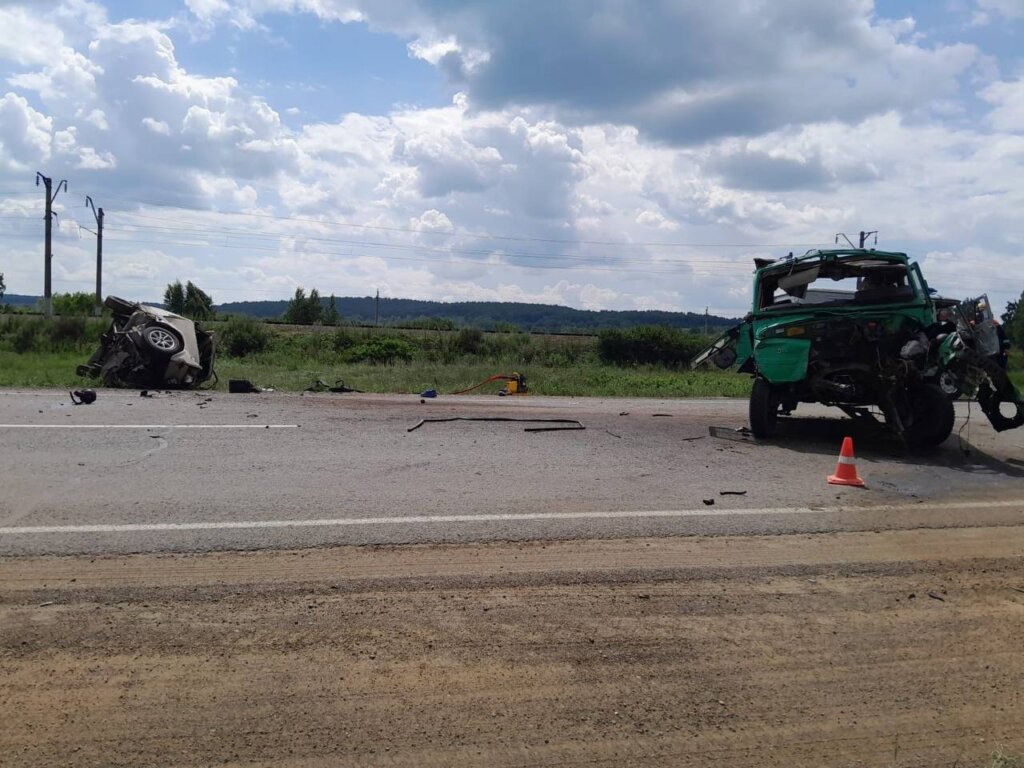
[199, 358, 751, 397]
[0, 351, 89, 388]
[988, 750, 1024, 768]
[0, 350, 750, 398]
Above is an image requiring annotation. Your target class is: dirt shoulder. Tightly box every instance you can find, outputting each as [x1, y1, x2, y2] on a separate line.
[3, 529, 1024, 767]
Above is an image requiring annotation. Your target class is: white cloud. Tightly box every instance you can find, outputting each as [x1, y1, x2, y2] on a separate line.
[142, 116, 171, 135]
[974, 0, 1024, 20]
[0, 6, 65, 66]
[0, 91, 52, 170]
[981, 79, 1024, 132]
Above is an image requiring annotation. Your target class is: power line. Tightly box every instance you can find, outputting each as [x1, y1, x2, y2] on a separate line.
[102, 221, 770, 268]
[103, 200, 826, 250]
[101, 233, 754, 276]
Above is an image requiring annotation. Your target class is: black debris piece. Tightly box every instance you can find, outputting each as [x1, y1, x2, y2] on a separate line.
[407, 416, 584, 433]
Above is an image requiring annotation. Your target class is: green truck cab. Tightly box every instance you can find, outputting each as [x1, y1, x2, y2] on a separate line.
[693, 248, 1023, 448]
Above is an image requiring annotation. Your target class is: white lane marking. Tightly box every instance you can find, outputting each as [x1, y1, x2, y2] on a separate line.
[0, 424, 298, 429]
[1, 499, 1021, 536]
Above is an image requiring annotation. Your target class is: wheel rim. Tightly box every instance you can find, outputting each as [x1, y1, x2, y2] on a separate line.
[146, 327, 178, 351]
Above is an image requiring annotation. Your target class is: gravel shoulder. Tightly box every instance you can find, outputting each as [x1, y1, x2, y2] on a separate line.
[3, 527, 1024, 767]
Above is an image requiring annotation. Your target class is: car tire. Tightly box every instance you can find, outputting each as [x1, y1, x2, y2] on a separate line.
[142, 324, 184, 356]
[904, 384, 955, 449]
[749, 377, 780, 438]
[104, 296, 138, 316]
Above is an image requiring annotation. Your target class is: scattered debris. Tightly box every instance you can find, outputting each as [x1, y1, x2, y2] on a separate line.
[228, 379, 261, 394]
[619, 411, 629, 416]
[407, 416, 584, 433]
[652, 413, 673, 417]
[139, 390, 153, 398]
[708, 425, 757, 443]
[605, 430, 623, 439]
[1010, 587, 1024, 595]
[680, 435, 704, 442]
[306, 379, 363, 393]
[928, 592, 946, 602]
[702, 498, 715, 506]
[69, 389, 96, 405]
[39, 601, 55, 607]
[719, 490, 748, 496]
[420, 389, 437, 399]
[452, 372, 527, 396]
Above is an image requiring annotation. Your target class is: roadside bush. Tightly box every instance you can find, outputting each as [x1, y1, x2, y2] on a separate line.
[46, 316, 87, 348]
[10, 318, 42, 353]
[344, 336, 415, 364]
[405, 316, 455, 331]
[0, 316, 104, 353]
[218, 316, 271, 358]
[332, 328, 357, 352]
[455, 328, 484, 355]
[598, 326, 708, 367]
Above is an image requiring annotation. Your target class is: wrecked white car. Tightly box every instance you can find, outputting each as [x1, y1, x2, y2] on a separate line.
[77, 296, 216, 389]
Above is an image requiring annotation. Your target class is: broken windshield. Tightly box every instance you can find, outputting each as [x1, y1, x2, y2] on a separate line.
[757, 259, 915, 311]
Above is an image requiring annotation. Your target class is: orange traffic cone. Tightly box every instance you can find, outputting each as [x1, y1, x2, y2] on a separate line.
[827, 436, 865, 487]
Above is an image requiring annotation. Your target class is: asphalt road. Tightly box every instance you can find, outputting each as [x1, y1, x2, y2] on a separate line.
[1, 388, 1022, 555]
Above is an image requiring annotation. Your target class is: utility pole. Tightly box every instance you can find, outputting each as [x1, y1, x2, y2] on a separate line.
[375, 289, 380, 327]
[858, 230, 878, 249]
[35, 172, 67, 317]
[704, 306, 709, 336]
[85, 196, 104, 315]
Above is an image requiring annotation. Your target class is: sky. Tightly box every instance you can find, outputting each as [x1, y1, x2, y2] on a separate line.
[0, 0, 1022, 317]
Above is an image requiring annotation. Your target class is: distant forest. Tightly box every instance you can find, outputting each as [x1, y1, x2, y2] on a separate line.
[3, 293, 739, 333]
[217, 296, 739, 333]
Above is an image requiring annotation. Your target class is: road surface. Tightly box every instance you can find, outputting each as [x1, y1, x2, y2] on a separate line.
[2, 388, 1023, 767]
[1, 388, 1022, 555]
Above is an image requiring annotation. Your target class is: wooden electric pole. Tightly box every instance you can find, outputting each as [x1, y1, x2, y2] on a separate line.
[85, 196, 104, 315]
[36, 172, 67, 317]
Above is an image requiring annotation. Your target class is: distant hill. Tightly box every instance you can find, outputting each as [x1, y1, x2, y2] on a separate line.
[3, 292, 739, 332]
[3, 294, 42, 307]
[216, 296, 739, 333]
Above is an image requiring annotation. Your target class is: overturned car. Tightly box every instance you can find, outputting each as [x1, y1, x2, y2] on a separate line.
[692, 248, 1023, 448]
[77, 296, 216, 389]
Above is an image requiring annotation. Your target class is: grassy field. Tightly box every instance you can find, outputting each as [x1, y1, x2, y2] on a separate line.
[0, 315, 1020, 398]
[0, 350, 751, 398]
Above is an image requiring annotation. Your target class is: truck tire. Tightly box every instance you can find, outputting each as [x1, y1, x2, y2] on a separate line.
[749, 377, 780, 438]
[904, 384, 955, 449]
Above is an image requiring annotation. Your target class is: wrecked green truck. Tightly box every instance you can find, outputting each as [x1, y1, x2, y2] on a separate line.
[692, 248, 1023, 448]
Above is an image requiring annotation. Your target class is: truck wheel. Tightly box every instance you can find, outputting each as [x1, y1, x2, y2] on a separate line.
[749, 377, 780, 438]
[904, 384, 955, 449]
[142, 324, 183, 356]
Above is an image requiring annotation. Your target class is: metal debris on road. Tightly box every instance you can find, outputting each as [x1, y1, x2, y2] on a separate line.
[407, 416, 585, 433]
[719, 490, 748, 496]
[69, 389, 96, 405]
[709, 425, 757, 443]
[229, 379, 261, 394]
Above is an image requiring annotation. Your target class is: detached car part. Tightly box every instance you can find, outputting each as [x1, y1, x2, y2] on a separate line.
[692, 249, 1023, 448]
[77, 296, 216, 389]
